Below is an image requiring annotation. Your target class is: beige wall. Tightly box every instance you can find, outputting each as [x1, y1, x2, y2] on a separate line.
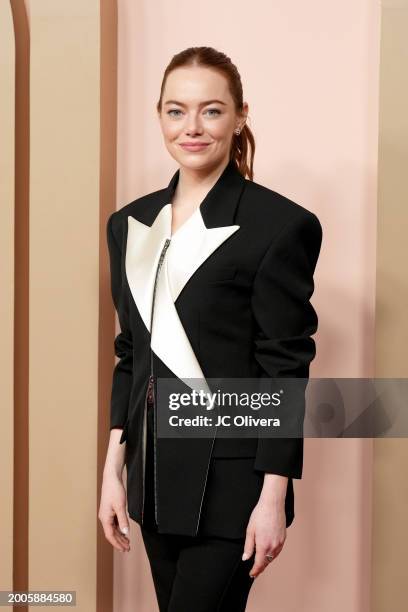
[29, 1, 101, 611]
[373, 2, 408, 611]
[1, 1, 406, 611]
[0, 3, 15, 608]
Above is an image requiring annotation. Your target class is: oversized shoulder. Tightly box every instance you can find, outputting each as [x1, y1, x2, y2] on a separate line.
[240, 178, 323, 249]
[106, 187, 167, 246]
[107, 178, 323, 249]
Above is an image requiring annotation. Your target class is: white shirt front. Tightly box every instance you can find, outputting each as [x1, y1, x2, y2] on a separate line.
[165, 207, 204, 301]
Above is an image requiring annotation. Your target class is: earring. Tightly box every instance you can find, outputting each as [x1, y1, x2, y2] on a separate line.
[234, 128, 241, 135]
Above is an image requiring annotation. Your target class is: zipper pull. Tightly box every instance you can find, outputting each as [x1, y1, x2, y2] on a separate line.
[146, 374, 155, 408]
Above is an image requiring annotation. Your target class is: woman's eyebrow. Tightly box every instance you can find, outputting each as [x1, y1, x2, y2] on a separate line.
[163, 99, 227, 107]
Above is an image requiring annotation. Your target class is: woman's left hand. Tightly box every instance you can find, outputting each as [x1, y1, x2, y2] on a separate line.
[242, 497, 287, 578]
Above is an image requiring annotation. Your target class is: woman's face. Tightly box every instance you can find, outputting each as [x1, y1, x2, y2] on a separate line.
[158, 66, 247, 172]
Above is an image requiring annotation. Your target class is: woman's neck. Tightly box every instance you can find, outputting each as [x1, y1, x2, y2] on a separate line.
[172, 158, 230, 210]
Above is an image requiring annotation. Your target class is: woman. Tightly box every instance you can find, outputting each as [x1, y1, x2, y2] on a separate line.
[99, 46, 322, 611]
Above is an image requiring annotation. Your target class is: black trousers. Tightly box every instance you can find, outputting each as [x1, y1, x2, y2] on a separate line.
[140, 403, 257, 611]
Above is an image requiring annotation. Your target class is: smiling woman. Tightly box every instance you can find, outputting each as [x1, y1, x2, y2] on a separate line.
[99, 46, 322, 612]
[156, 47, 255, 185]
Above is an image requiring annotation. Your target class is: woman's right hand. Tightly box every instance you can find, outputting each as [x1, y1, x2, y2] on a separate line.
[99, 473, 131, 552]
[99, 430, 130, 552]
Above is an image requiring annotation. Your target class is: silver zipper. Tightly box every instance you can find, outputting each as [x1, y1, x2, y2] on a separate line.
[140, 383, 148, 523]
[140, 234, 216, 534]
[141, 238, 171, 526]
[194, 416, 218, 535]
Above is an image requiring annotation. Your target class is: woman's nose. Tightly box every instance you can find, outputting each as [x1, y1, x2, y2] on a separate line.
[185, 116, 203, 134]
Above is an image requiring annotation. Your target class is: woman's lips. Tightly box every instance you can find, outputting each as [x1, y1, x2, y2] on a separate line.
[179, 143, 210, 152]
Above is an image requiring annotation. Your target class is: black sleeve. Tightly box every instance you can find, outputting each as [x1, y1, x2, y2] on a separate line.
[106, 212, 133, 430]
[250, 210, 323, 478]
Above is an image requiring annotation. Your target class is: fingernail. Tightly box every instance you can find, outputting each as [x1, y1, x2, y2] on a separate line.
[242, 552, 249, 560]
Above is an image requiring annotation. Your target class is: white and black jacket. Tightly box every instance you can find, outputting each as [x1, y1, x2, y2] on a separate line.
[106, 159, 323, 537]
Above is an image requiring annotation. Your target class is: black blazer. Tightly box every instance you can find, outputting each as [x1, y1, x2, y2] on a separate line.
[107, 159, 323, 537]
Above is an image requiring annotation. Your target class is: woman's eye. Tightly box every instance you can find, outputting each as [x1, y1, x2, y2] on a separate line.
[167, 108, 221, 118]
[205, 108, 221, 116]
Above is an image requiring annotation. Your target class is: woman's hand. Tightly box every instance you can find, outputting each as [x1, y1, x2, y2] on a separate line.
[99, 472, 131, 552]
[242, 474, 288, 578]
[98, 429, 130, 552]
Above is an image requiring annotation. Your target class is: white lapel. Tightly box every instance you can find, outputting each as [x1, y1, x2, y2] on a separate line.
[125, 203, 240, 395]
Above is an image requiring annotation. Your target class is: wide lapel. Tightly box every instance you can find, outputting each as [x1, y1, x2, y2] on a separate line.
[125, 160, 246, 393]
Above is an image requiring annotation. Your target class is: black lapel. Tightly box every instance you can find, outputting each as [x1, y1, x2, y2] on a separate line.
[140, 159, 247, 228]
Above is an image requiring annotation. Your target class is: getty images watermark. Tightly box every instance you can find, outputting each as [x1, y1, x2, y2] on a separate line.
[139, 377, 408, 439]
